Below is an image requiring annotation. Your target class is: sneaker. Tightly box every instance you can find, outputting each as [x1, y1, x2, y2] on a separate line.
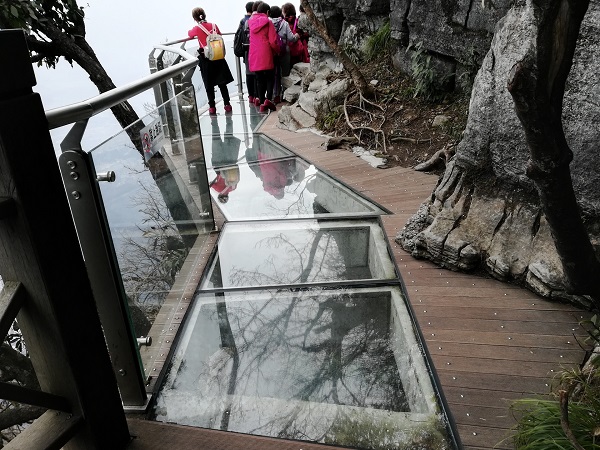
[224, 104, 233, 114]
[259, 103, 268, 113]
[248, 96, 255, 104]
[254, 97, 261, 107]
[273, 96, 281, 104]
[263, 99, 276, 111]
[208, 107, 217, 115]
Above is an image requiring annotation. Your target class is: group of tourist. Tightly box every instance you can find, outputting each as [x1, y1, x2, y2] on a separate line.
[187, 2, 309, 114]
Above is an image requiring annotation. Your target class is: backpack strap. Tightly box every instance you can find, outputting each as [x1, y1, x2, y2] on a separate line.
[196, 22, 217, 47]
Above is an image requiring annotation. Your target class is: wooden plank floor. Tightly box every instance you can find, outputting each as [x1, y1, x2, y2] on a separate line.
[127, 418, 350, 450]
[258, 111, 591, 450]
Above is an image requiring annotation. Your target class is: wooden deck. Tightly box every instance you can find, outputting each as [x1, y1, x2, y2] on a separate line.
[258, 111, 590, 449]
[127, 108, 590, 449]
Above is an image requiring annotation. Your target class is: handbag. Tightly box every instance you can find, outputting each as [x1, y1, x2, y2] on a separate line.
[288, 18, 305, 57]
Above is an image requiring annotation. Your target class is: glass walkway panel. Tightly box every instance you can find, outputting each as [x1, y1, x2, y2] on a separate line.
[203, 114, 387, 221]
[156, 286, 446, 448]
[201, 219, 397, 289]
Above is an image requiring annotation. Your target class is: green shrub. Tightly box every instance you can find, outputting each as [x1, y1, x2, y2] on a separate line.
[320, 108, 343, 131]
[455, 45, 481, 93]
[408, 41, 446, 102]
[511, 365, 600, 449]
[365, 21, 392, 61]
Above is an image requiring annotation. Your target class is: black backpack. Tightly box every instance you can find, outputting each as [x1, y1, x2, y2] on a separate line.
[234, 19, 250, 57]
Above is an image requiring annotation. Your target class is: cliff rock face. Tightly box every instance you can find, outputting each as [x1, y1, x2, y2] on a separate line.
[302, 0, 390, 71]
[308, 0, 511, 78]
[389, 0, 514, 91]
[302, 0, 514, 106]
[397, 0, 600, 306]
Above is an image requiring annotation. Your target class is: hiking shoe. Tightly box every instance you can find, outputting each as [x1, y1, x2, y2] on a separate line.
[248, 96, 255, 104]
[263, 99, 276, 111]
[208, 107, 217, 115]
[224, 104, 233, 114]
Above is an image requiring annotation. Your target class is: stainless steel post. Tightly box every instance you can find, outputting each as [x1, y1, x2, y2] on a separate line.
[59, 121, 149, 409]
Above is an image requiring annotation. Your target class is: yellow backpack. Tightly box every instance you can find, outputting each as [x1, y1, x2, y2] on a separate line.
[198, 23, 225, 61]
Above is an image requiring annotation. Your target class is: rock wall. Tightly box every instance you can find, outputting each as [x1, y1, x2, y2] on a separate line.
[305, 0, 511, 81]
[397, 0, 600, 307]
[288, 0, 514, 128]
[301, 0, 390, 71]
[390, 1, 512, 54]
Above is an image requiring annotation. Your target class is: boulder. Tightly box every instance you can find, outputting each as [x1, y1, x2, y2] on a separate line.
[277, 104, 317, 131]
[314, 78, 352, 118]
[279, 63, 351, 131]
[282, 85, 302, 104]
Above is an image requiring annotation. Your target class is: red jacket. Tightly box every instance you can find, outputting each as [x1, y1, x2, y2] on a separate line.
[188, 22, 222, 48]
[248, 13, 279, 72]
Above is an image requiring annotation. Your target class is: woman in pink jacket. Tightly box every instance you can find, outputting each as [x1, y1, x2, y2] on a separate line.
[248, 2, 280, 112]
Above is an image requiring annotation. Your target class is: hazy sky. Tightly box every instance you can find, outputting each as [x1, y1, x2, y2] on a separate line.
[33, 0, 262, 148]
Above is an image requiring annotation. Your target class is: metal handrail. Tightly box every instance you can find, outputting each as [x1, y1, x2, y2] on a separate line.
[45, 31, 242, 130]
[45, 39, 198, 130]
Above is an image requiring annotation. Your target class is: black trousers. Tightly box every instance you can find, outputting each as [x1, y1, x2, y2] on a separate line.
[255, 69, 274, 103]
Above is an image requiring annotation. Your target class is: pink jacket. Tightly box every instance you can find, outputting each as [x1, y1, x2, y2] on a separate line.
[248, 13, 279, 72]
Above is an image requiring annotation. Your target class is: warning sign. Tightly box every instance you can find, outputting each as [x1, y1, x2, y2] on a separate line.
[140, 118, 165, 162]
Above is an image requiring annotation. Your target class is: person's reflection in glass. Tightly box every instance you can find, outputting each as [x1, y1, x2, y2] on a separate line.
[209, 116, 242, 203]
[244, 131, 262, 181]
[258, 155, 297, 199]
[249, 104, 264, 131]
[245, 133, 306, 200]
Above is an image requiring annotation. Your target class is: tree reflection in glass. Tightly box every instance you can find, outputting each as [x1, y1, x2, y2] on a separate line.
[206, 227, 374, 289]
[167, 290, 409, 441]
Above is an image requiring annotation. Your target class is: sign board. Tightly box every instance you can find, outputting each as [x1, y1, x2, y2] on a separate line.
[140, 117, 165, 162]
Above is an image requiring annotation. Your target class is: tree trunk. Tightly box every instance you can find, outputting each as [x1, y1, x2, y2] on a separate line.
[507, 0, 600, 301]
[300, 0, 374, 99]
[34, 20, 143, 150]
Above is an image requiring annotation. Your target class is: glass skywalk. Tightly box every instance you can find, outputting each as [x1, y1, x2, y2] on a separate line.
[152, 98, 457, 449]
[39, 34, 457, 449]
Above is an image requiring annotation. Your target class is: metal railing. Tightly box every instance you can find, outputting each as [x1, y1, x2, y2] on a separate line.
[46, 44, 198, 129]
[46, 35, 244, 129]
